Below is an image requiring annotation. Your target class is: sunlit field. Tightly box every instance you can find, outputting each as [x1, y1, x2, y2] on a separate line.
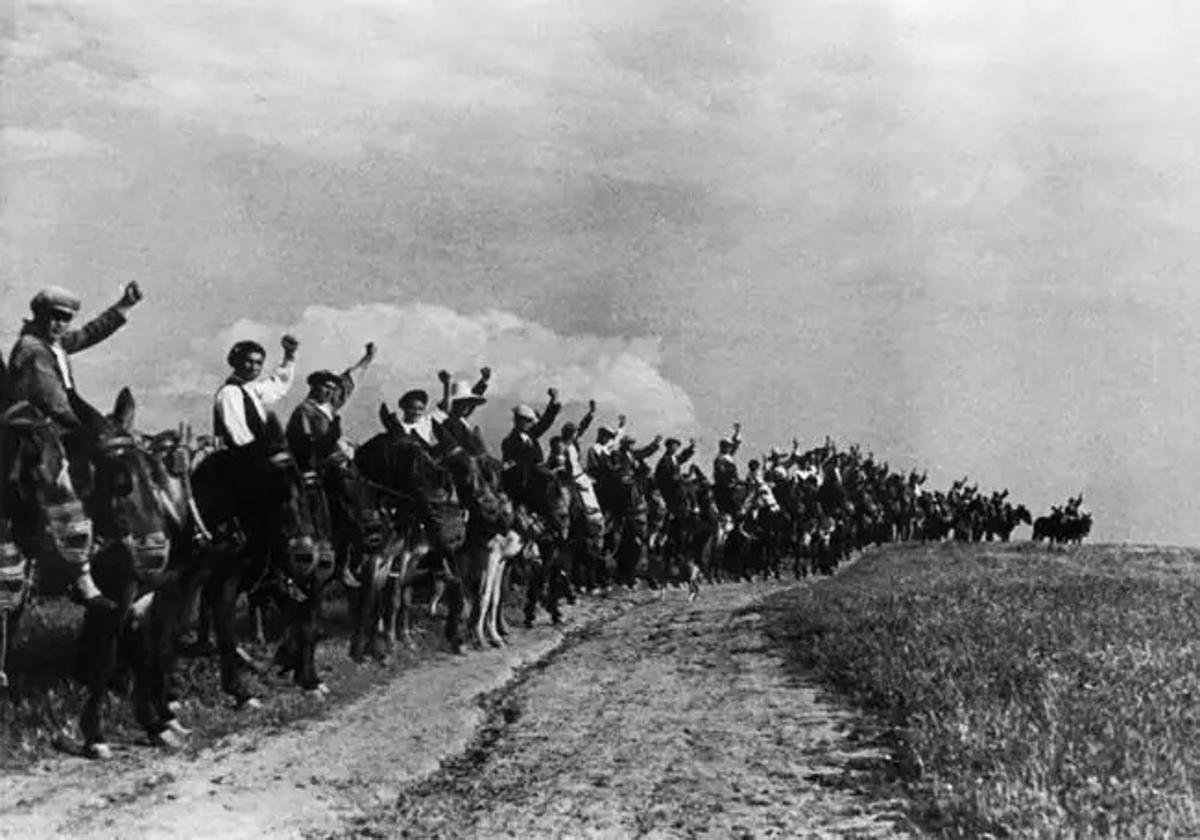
[767, 542, 1200, 838]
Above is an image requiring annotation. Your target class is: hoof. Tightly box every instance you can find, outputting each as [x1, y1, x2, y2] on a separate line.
[164, 717, 192, 736]
[150, 729, 185, 751]
[236, 696, 263, 712]
[84, 742, 114, 761]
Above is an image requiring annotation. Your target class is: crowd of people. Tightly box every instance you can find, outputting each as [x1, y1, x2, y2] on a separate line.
[0, 283, 1091, 757]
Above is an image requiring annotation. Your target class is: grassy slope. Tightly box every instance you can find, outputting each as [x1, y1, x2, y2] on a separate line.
[763, 542, 1200, 839]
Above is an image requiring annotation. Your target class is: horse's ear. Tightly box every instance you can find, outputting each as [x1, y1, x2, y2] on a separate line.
[379, 402, 401, 436]
[113, 388, 136, 432]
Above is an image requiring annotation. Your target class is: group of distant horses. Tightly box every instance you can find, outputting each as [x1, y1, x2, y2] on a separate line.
[0, 391, 1087, 760]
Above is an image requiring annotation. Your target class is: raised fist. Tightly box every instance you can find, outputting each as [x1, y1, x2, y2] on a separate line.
[652, 434, 663, 445]
[587, 399, 596, 414]
[688, 437, 696, 447]
[547, 387, 559, 402]
[119, 282, 144, 309]
[437, 369, 451, 383]
[617, 414, 627, 427]
[480, 366, 492, 380]
[364, 342, 377, 359]
[281, 334, 299, 356]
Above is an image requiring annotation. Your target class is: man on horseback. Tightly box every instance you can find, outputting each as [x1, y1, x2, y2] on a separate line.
[711, 422, 742, 516]
[286, 343, 377, 589]
[435, 370, 493, 458]
[211, 334, 300, 556]
[5, 282, 144, 605]
[586, 416, 628, 479]
[501, 389, 563, 483]
[558, 401, 599, 507]
[285, 342, 376, 464]
[214, 335, 299, 452]
[654, 437, 696, 513]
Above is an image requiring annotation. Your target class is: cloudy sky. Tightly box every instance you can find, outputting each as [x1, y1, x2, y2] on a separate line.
[2, 0, 1199, 543]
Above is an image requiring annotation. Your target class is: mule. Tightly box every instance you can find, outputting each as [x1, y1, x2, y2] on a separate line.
[1, 390, 192, 758]
[185, 414, 336, 707]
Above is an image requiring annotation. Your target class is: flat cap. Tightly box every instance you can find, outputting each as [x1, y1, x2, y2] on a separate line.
[31, 286, 81, 314]
[399, 389, 429, 408]
[306, 370, 341, 389]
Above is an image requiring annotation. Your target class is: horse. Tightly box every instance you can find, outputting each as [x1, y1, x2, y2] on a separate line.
[1, 390, 192, 759]
[504, 462, 573, 628]
[353, 431, 468, 653]
[185, 413, 336, 707]
[435, 449, 522, 649]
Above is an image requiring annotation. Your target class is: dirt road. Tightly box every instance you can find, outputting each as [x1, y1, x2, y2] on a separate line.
[0, 581, 910, 839]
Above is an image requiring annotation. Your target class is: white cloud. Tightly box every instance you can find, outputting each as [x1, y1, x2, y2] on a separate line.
[161, 301, 698, 440]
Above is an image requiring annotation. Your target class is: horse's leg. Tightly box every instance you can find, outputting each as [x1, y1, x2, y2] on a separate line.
[77, 598, 123, 759]
[191, 582, 215, 656]
[524, 546, 545, 629]
[348, 569, 369, 664]
[210, 566, 257, 708]
[367, 556, 391, 662]
[486, 555, 507, 646]
[542, 539, 566, 625]
[252, 595, 268, 646]
[442, 554, 466, 654]
[483, 542, 505, 647]
[151, 576, 191, 737]
[292, 584, 325, 694]
[470, 543, 492, 649]
[0, 605, 20, 701]
[428, 573, 446, 617]
[495, 556, 515, 639]
[128, 588, 186, 750]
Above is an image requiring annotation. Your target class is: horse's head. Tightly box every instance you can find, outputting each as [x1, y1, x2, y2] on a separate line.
[354, 434, 466, 553]
[266, 417, 337, 585]
[449, 452, 514, 534]
[194, 412, 336, 583]
[85, 388, 180, 576]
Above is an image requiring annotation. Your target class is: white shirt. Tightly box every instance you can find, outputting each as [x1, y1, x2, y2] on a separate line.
[51, 343, 73, 390]
[214, 361, 295, 447]
[400, 414, 438, 447]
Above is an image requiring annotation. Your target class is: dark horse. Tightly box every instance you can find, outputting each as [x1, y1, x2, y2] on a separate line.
[353, 431, 468, 653]
[1, 390, 193, 758]
[186, 414, 336, 707]
[503, 462, 572, 628]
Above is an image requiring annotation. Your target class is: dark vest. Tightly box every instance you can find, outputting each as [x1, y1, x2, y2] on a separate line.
[214, 381, 266, 450]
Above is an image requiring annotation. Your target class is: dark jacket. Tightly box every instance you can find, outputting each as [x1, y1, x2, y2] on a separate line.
[285, 369, 356, 464]
[7, 308, 127, 431]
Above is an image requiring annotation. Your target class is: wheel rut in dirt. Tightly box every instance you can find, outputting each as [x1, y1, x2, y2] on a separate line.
[336, 581, 913, 839]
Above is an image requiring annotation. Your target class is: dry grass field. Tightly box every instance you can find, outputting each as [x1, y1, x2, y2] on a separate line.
[766, 541, 1200, 838]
